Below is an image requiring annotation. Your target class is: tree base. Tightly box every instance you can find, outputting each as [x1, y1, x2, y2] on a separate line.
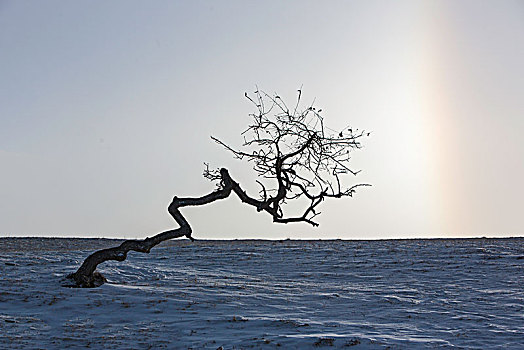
[65, 271, 107, 288]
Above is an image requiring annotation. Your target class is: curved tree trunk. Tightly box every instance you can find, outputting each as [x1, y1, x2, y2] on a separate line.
[67, 169, 267, 288]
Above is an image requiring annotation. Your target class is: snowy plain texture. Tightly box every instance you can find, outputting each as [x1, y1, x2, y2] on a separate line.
[1, 238, 523, 349]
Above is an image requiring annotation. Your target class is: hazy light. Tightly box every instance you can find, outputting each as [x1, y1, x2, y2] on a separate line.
[1, 1, 522, 238]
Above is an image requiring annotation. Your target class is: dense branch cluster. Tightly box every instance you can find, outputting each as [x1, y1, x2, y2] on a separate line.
[209, 89, 370, 226]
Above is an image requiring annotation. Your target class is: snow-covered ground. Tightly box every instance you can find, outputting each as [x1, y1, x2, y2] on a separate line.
[1, 238, 523, 349]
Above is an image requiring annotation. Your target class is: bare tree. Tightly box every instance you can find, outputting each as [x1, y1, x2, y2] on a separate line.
[67, 89, 370, 287]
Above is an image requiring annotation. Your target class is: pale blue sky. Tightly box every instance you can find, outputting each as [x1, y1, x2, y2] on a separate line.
[1, 1, 523, 239]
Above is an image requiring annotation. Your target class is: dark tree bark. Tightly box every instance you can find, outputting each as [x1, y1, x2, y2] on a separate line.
[67, 89, 370, 288]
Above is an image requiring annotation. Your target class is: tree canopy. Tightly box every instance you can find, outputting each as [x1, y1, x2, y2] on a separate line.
[208, 89, 369, 227]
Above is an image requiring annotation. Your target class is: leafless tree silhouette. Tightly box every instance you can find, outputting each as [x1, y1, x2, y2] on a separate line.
[67, 89, 370, 287]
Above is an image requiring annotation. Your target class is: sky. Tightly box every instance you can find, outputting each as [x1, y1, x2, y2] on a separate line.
[1, 0, 523, 239]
